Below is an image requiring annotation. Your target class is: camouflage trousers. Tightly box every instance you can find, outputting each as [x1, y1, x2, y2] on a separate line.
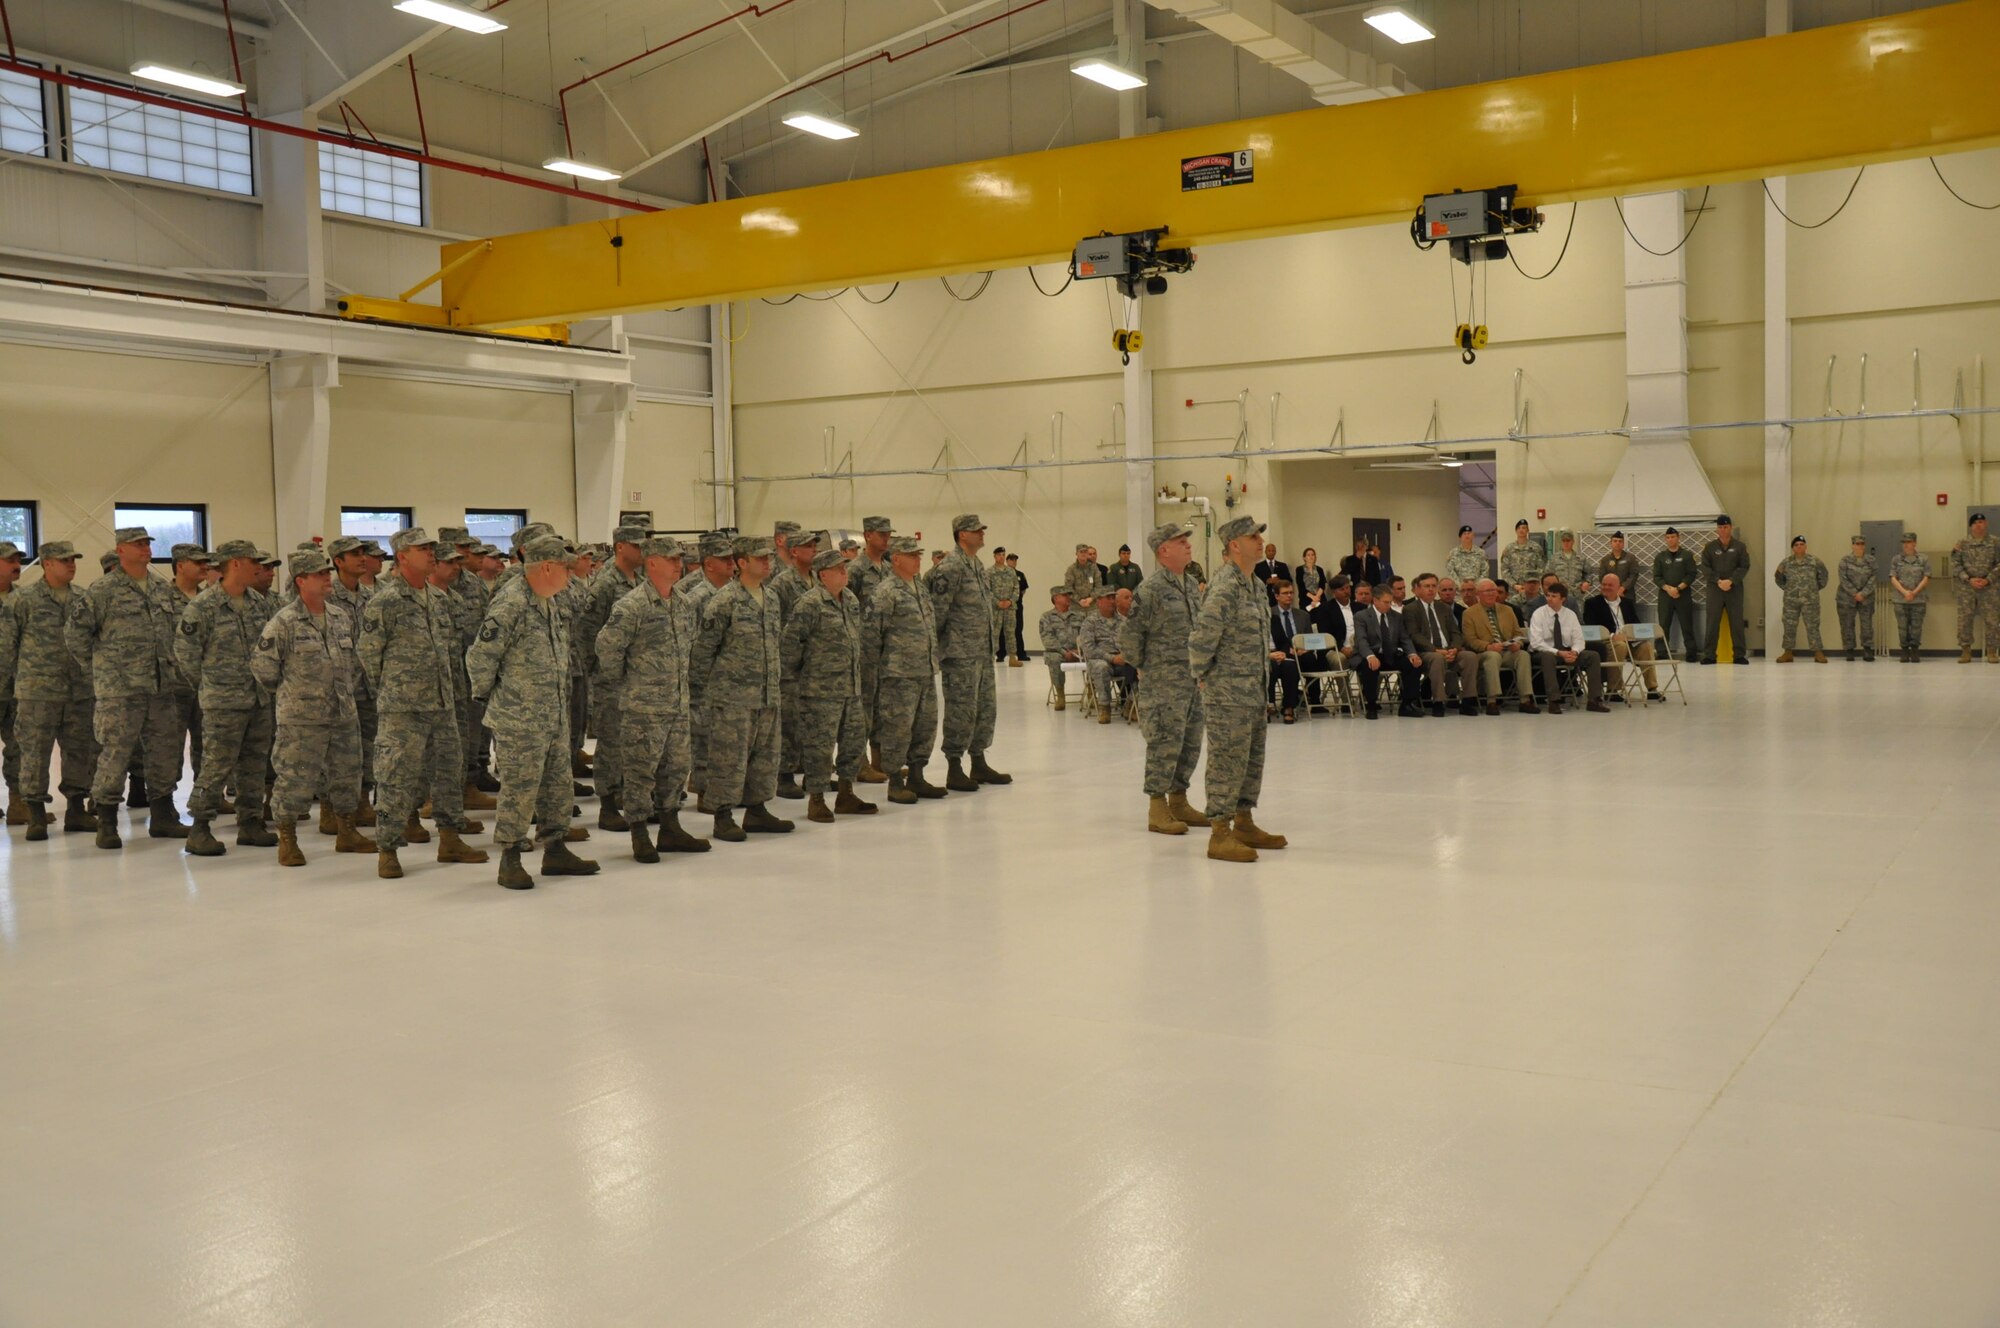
[1201, 703, 1267, 821]
[872, 677, 938, 775]
[1780, 597, 1824, 652]
[1956, 583, 2000, 649]
[1836, 597, 1876, 653]
[570, 672, 590, 752]
[1893, 600, 1928, 649]
[190, 704, 274, 820]
[272, 721, 361, 825]
[1087, 659, 1137, 708]
[91, 692, 183, 808]
[590, 680, 626, 804]
[938, 658, 996, 759]
[373, 708, 468, 849]
[172, 686, 200, 786]
[14, 695, 97, 804]
[706, 705, 779, 809]
[1137, 680, 1202, 797]
[797, 693, 865, 794]
[780, 680, 802, 775]
[687, 688, 711, 794]
[1, 702, 16, 796]
[994, 609, 1018, 659]
[1043, 654, 1069, 698]
[459, 690, 486, 785]
[492, 723, 571, 852]
[619, 709, 690, 824]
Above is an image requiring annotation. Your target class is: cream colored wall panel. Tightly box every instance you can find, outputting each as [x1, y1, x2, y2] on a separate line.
[325, 376, 575, 540]
[1269, 460, 1462, 589]
[1684, 182, 1764, 329]
[325, 220, 455, 309]
[1788, 151, 2000, 319]
[625, 401, 716, 533]
[0, 343, 273, 576]
[0, 162, 259, 278]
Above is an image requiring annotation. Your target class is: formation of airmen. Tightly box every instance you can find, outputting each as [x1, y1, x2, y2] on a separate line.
[0, 513, 1038, 890]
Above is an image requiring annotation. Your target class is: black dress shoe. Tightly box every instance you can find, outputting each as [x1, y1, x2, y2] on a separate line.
[1699, 658, 1716, 666]
[1365, 705, 1380, 720]
[1430, 702, 1446, 717]
[1282, 710, 1295, 724]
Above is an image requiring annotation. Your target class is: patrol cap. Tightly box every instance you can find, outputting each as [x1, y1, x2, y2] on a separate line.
[1557, 529, 1576, 542]
[773, 521, 803, 540]
[288, 548, 332, 579]
[510, 521, 556, 550]
[325, 536, 364, 559]
[1852, 534, 1867, 544]
[1051, 585, 1071, 601]
[360, 540, 390, 559]
[952, 514, 987, 533]
[888, 536, 922, 556]
[810, 548, 845, 572]
[698, 531, 734, 560]
[733, 535, 775, 558]
[862, 515, 893, 534]
[521, 536, 570, 566]
[99, 551, 119, 573]
[34, 540, 77, 563]
[257, 549, 283, 568]
[436, 526, 469, 546]
[114, 526, 153, 545]
[169, 542, 209, 565]
[1792, 535, 1807, 546]
[1146, 521, 1193, 553]
[641, 535, 684, 560]
[612, 524, 651, 545]
[1903, 532, 1918, 542]
[790, 527, 820, 547]
[0, 541, 20, 562]
[838, 537, 860, 552]
[473, 542, 503, 558]
[452, 529, 482, 547]
[436, 545, 463, 562]
[1075, 543, 1091, 554]
[213, 538, 262, 562]
[390, 527, 438, 553]
[1458, 525, 1474, 536]
[1217, 515, 1266, 545]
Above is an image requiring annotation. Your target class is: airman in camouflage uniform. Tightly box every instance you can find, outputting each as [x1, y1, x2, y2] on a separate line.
[159, 543, 211, 794]
[325, 536, 379, 823]
[928, 514, 1008, 792]
[1443, 526, 1489, 586]
[989, 552, 1024, 666]
[0, 540, 19, 823]
[691, 535, 794, 842]
[1061, 546, 1101, 606]
[783, 547, 876, 824]
[767, 525, 817, 800]
[863, 536, 945, 803]
[681, 531, 737, 801]
[252, 548, 373, 866]
[581, 524, 649, 826]
[427, 540, 496, 823]
[358, 528, 485, 878]
[1836, 535, 1878, 660]
[849, 515, 895, 783]
[175, 540, 278, 854]
[467, 536, 595, 889]
[443, 528, 499, 794]
[1122, 522, 1208, 838]
[1546, 531, 1592, 604]
[1038, 587, 1084, 709]
[1076, 593, 1127, 719]
[1189, 515, 1287, 863]
[1773, 535, 1829, 663]
[1498, 520, 1546, 590]
[1890, 532, 1932, 662]
[1950, 513, 2000, 662]
[594, 536, 710, 863]
[0, 541, 97, 839]
[67, 526, 189, 848]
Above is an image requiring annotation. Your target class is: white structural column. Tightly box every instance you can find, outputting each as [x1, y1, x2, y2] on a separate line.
[258, 115, 326, 314]
[1117, 0, 1154, 558]
[1598, 190, 1723, 527]
[1763, 0, 1793, 650]
[572, 315, 634, 542]
[710, 303, 736, 530]
[269, 353, 336, 552]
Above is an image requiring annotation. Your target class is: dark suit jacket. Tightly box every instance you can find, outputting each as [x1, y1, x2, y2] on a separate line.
[1353, 606, 1414, 660]
[1254, 559, 1292, 590]
[1339, 554, 1384, 586]
[1403, 599, 1463, 652]
[1582, 593, 1638, 636]
[1307, 598, 1351, 649]
[1269, 605, 1311, 654]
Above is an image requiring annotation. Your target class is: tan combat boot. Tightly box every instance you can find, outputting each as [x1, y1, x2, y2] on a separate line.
[1207, 818, 1256, 863]
[318, 803, 338, 836]
[1960, 648, 1973, 663]
[1148, 796, 1187, 836]
[1813, 651, 1828, 663]
[378, 847, 403, 879]
[806, 793, 835, 823]
[462, 781, 497, 811]
[1052, 693, 1066, 711]
[403, 813, 432, 844]
[1775, 650, 1794, 663]
[437, 827, 489, 864]
[834, 780, 876, 815]
[352, 800, 377, 827]
[858, 743, 888, 784]
[1097, 710, 1111, 725]
[276, 823, 306, 868]
[1233, 810, 1288, 850]
[333, 815, 376, 853]
[1165, 791, 1208, 828]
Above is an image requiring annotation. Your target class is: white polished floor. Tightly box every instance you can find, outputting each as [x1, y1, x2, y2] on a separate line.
[2, 659, 1997, 1327]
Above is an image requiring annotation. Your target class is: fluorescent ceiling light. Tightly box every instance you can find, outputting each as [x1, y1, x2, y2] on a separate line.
[1070, 58, 1147, 91]
[393, 0, 508, 35]
[1363, 6, 1434, 43]
[128, 63, 245, 98]
[543, 157, 622, 182]
[1439, 456, 1465, 468]
[782, 113, 859, 141]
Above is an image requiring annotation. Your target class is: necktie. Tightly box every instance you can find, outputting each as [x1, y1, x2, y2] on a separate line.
[1283, 610, 1294, 639]
[1428, 605, 1441, 644]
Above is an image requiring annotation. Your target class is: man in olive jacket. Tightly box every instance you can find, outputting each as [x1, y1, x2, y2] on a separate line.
[1700, 515, 1752, 664]
[1651, 527, 1700, 660]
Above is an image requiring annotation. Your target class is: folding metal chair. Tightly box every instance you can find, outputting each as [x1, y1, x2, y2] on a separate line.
[1628, 622, 1685, 706]
[1293, 633, 1353, 717]
[1058, 659, 1090, 713]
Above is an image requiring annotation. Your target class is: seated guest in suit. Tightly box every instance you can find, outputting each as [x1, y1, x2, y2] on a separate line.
[1437, 577, 1463, 627]
[1306, 576, 1357, 708]
[1404, 573, 1481, 716]
[1582, 572, 1662, 701]
[1253, 542, 1291, 603]
[1267, 582, 1309, 722]
[1353, 583, 1425, 720]
[1461, 578, 1537, 714]
[1295, 548, 1329, 604]
[1385, 576, 1409, 612]
[1528, 582, 1610, 714]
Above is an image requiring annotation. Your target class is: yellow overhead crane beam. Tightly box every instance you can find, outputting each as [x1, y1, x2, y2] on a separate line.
[410, 0, 2000, 330]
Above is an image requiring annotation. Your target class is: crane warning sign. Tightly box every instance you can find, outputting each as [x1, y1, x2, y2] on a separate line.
[1181, 150, 1254, 191]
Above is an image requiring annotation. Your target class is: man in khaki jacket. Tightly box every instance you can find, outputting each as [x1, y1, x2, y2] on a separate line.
[1459, 579, 1537, 714]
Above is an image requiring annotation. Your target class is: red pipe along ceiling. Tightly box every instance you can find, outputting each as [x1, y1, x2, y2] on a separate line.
[557, 0, 1058, 158]
[0, 57, 657, 214]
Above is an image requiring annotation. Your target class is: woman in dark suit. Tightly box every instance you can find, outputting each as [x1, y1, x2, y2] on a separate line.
[1295, 548, 1328, 605]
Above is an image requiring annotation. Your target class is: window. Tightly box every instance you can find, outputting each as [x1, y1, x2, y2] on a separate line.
[465, 510, 527, 545]
[0, 65, 48, 157]
[69, 82, 254, 195]
[340, 507, 412, 540]
[114, 504, 207, 560]
[0, 501, 39, 554]
[319, 140, 424, 226]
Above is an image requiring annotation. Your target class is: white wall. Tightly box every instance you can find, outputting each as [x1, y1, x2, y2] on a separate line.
[626, 400, 718, 534]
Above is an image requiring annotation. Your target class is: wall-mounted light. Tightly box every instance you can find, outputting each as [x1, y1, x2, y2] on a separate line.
[129, 63, 246, 98]
[393, 0, 508, 34]
[1363, 6, 1435, 43]
[1070, 58, 1147, 91]
[542, 157, 623, 182]
[782, 113, 859, 141]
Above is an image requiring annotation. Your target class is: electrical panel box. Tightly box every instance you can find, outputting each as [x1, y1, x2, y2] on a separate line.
[1858, 520, 1905, 577]
[1073, 234, 1131, 281]
[1969, 504, 2000, 532]
[1422, 188, 1507, 241]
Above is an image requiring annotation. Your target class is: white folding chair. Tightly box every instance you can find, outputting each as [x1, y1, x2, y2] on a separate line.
[1293, 633, 1352, 717]
[1628, 622, 1685, 706]
[1058, 659, 1089, 713]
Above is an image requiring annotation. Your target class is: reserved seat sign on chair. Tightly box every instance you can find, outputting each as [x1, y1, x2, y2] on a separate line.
[1628, 622, 1687, 706]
